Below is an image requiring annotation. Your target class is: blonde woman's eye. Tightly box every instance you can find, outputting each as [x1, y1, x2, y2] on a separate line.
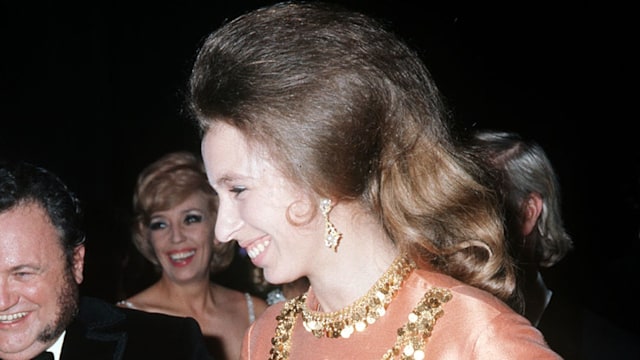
[185, 214, 203, 224]
[149, 221, 166, 230]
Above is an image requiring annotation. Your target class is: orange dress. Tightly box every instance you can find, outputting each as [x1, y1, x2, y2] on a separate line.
[242, 268, 562, 359]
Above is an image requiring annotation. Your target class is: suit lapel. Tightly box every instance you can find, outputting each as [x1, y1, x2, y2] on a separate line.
[60, 297, 127, 360]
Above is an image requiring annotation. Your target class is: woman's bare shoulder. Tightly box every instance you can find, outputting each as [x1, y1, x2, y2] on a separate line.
[115, 286, 172, 314]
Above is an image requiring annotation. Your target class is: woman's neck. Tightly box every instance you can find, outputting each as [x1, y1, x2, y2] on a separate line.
[156, 275, 216, 312]
[305, 200, 399, 312]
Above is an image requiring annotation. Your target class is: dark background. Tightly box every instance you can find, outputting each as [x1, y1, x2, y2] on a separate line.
[1, 0, 637, 344]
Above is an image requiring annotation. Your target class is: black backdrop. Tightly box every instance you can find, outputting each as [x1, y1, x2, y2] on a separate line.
[1, 0, 637, 340]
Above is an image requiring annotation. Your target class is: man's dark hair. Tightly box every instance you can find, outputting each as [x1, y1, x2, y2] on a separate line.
[0, 160, 85, 267]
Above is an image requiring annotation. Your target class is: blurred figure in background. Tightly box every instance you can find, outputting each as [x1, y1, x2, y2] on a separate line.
[469, 130, 573, 326]
[117, 151, 267, 360]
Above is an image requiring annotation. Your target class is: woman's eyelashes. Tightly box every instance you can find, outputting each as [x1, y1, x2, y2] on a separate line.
[149, 220, 167, 231]
[230, 185, 247, 196]
[148, 213, 204, 231]
[184, 214, 203, 224]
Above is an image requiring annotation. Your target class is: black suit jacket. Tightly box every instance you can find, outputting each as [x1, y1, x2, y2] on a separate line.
[59, 296, 212, 360]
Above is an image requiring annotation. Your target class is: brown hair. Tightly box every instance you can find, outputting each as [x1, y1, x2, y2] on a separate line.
[189, 2, 517, 303]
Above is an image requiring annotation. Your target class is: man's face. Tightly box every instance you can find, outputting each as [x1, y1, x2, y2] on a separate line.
[0, 202, 84, 360]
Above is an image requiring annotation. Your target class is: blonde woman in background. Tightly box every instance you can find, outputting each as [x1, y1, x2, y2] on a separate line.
[117, 151, 267, 360]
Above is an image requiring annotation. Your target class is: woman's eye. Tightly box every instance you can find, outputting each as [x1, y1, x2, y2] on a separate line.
[185, 214, 203, 224]
[149, 221, 166, 230]
[231, 186, 247, 195]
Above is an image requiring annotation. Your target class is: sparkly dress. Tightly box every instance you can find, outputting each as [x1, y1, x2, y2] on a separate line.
[241, 268, 561, 360]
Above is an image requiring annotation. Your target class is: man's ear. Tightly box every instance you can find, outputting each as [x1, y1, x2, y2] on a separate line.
[522, 192, 543, 236]
[72, 244, 85, 284]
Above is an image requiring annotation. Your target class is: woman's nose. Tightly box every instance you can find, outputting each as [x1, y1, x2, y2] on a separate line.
[170, 224, 187, 243]
[215, 200, 242, 243]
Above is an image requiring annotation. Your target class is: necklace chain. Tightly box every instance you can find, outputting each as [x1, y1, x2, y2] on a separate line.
[268, 257, 452, 360]
[301, 256, 416, 339]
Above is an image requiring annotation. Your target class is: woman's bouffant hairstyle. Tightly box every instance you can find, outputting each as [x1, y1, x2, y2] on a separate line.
[188, 2, 518, 304]
[132, 151, 234, 274]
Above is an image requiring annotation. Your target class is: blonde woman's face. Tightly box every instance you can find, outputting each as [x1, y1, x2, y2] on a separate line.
[201, 122, 324, 285]
[147, 192, 216, 283]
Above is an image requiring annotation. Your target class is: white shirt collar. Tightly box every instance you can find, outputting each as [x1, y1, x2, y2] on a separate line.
[47, 330, 66, 360]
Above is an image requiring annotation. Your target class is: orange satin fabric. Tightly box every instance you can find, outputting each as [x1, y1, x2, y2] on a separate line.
[242, 269, 562, 359]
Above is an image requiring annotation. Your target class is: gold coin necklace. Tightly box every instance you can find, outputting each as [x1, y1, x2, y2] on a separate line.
[268, 256, 452, 359]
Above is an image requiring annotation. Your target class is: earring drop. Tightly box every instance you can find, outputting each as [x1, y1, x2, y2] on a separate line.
[320, 199, 342, 252]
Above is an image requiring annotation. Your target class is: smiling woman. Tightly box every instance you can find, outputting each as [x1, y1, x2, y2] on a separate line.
[189, 2, 562, 359]
[116, 151, 268, 360]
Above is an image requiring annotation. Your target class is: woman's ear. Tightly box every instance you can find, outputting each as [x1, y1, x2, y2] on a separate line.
[288, 196, 316, 224]
[522, 192, 543, 236]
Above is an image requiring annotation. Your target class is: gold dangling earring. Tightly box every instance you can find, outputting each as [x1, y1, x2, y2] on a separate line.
[320, 199, 342, 252]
